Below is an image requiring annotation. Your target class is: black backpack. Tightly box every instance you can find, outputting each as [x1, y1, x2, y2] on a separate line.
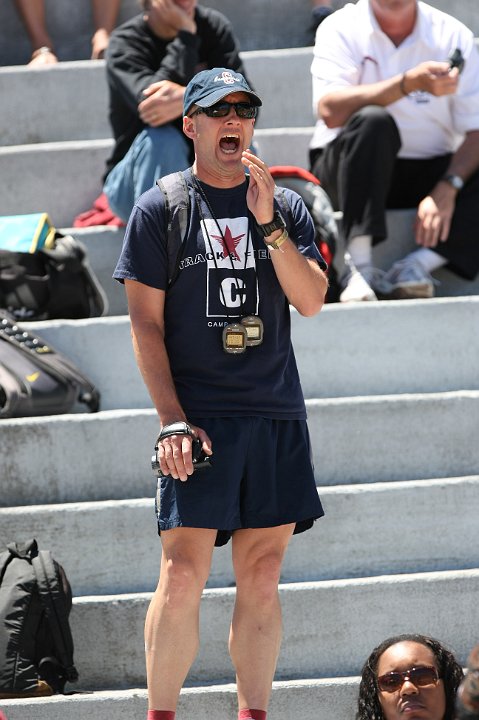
[0, 539, 78, 699]
[156, 166, 335, 291]
[270, 165, 341, 302]
[0, 310, 100, 418]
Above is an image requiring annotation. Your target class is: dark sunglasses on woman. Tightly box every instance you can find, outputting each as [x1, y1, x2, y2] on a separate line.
[377, 666, 440, 693]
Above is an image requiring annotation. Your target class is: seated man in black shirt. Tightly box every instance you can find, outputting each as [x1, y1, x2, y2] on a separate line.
[102, 0, 249, 222]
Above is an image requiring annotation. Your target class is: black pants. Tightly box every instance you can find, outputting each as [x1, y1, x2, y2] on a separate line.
[310, 106, 479, 279]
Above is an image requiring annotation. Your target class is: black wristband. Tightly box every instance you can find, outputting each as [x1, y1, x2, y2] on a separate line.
[155, 421, 192, 448]
[256, 210, 286, 237]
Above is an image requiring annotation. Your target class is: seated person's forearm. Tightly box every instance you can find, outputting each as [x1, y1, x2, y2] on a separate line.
[318, 74, 405, 127]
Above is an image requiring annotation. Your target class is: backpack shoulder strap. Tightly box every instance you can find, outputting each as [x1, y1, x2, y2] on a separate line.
[156, 170, 191, 289]
[273, 185, 294, 235]
[32, 551, 78, 683]
[0, 547, 14, 584]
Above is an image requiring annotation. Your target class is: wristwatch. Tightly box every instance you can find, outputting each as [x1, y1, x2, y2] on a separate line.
[256, 210, 286, 237]
[442, 173, 464, 191]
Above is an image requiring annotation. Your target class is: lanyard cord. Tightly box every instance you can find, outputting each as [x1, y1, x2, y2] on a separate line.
[193, 177, 256, 318]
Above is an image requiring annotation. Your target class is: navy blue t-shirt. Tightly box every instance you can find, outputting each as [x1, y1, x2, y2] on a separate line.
[114, 169, 325, 419]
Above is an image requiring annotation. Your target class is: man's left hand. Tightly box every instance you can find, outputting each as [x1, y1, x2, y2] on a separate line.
[415, 183, 456, 247]
[242, 150, 276, 225]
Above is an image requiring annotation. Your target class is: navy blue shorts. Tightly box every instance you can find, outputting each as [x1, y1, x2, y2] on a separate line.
[155, 416, 324, 547]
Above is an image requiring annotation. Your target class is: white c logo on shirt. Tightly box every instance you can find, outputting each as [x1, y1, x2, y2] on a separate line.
[220, 278, 246, 307]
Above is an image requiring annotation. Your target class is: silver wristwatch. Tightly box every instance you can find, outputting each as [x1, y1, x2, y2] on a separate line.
[442, 173, 464, 191]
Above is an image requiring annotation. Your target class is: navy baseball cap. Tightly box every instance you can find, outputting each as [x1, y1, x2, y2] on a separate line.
[184, 67, 262, 116]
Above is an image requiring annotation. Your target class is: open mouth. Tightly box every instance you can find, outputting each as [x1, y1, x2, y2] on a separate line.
[219, 134, 241, 154]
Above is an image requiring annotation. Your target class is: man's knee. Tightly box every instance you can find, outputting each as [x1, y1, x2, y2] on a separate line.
[348, 105, 401, 148]
[237, 549, 285, 601]
[160, 555, 208, 608]
[137, 126, 190, 169]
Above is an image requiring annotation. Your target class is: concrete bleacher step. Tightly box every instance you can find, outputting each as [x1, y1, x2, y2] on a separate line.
[2, 390, 479, 506]
[0, 129, 312, 226]
[1, 475, 477, 596]
[32, 568, 478, 688]
[0, 49, 314, 147]
[1, 0, 476, 67]
[71, 219, 479, 316]
[0, 677, 360, 720]
[0, 0, 316, 66]
[14, 298, 479, 409]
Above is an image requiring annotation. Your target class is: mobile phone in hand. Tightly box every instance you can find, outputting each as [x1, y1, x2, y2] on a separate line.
[448, 48, 465, 74]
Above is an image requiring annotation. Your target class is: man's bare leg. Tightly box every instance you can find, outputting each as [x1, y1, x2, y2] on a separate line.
[229, 524, 295, 712]
[145, 527, 217, 710]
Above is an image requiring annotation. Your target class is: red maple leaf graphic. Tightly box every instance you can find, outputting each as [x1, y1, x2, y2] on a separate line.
[211, 225, 245, 261]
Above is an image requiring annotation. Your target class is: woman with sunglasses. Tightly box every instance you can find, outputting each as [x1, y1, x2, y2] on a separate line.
[356, 634, 464, 720]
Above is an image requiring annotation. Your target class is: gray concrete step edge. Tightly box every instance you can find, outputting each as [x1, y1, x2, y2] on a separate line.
[0, 677, 360, 720]
[0, 132, 312, 226]
[18, 298, 479, 410]
[2, 392, 479, 506]
[0, 49, 314, 146]
[3, 139, 479, 304]
[3, 140, 479, 297]
[0, 0, 317, 66]
[1, 0, 477, 66]
[68, 224, 479, 319]
[64, 569, 479, 688]
[1, 476, 478, 596]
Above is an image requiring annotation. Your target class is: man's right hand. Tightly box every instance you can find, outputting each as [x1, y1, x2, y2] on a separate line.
[156, 423, 212, 481]
[150, 0, 197, 36]
[403, 61, 460, 96]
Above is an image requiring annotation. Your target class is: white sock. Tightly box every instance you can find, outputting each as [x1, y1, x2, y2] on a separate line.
[348, 235, 373, 269]
[405, 248, 447, 273]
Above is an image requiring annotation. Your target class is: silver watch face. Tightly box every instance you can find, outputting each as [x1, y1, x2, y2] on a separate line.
[446, 174, 464, 190]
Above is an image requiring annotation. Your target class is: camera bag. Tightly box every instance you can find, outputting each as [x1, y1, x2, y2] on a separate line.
[0, 539, 78, 699]
[0, 213, 108, 321]
[0, 310, 100, 418]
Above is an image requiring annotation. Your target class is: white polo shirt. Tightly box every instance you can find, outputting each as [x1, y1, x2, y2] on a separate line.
[310, 0, 479, 158]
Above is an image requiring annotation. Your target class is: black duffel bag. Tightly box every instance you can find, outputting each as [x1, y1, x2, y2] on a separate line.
[0, 218, 108, 321]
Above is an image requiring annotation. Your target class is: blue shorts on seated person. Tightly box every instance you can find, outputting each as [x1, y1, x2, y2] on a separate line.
[155, 416, 324, 547]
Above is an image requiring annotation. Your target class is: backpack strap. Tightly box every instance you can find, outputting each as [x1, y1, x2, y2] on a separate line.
[0, 548, 14, 585]
[273, 182, 330, 272]
[156, 170, 191, 289]
[273, 185, 295, 235]
[32, 551, 79, 683]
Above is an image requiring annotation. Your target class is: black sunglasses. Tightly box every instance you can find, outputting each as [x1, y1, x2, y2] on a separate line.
[189, 101, 258, 119]
[377, 666, 440, 693]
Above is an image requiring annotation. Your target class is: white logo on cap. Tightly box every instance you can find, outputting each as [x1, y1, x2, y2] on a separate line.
[213, 71, 240, 85]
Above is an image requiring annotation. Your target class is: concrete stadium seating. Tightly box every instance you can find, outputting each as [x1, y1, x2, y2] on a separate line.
[1, 1, 479, 719]
[1, 0, 477, 65]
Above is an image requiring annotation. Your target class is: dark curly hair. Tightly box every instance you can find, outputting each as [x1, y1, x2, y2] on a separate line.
[356, 634, 464, 720]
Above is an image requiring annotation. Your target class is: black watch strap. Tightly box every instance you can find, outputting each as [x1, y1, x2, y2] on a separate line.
[442, 173, 464, 191]
[256, 210, 286, 237]
[155, 421, 192, 448]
